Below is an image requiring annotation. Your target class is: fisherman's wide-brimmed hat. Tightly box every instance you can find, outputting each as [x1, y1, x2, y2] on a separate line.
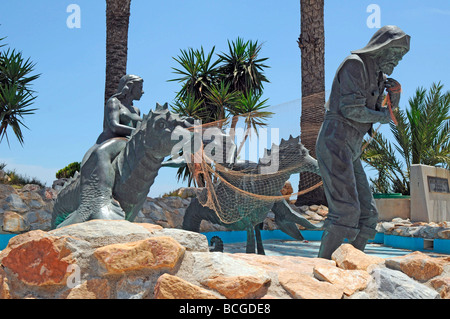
[352, 25, 411, 55]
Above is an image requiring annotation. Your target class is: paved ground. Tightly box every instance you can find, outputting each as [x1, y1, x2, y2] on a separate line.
[223, 239, 446, 259]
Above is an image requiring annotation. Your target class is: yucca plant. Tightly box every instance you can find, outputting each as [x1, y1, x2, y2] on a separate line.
[217, 37, 269, 96]
[168, 38, 272, 186]
[362, 82, 450, 195]
[0, 38, 40, 146]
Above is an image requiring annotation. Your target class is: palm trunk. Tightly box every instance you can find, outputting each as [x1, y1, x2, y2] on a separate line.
[104, 0, 131, 110]
[296, 0, 327, 206]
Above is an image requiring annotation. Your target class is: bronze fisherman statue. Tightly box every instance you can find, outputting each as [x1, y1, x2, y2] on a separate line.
[316, 26, 411, 259]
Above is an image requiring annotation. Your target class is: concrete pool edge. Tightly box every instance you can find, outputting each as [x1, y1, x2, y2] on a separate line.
[202, 230, 450, 255]
[1, 229, 449, 255]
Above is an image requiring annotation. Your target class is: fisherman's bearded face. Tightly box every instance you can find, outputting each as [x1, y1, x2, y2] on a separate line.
[377, 47, 408, 75]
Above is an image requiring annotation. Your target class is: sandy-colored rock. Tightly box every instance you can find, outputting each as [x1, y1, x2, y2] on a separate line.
[1, 235, 75, 286]
[316, 205, 329, 217]
[49, 220, 154, 248]
[278, 271, 343, 299]
[430, 277, 450, 299]
[176, 187, 198, 199]
[332, 244, 384, 270]
[231, 253, 336, 276]
[136, 223, 164, 233]
[94, 236, 185, 274]
[205, 275, 270, 299]
[304, 210, 323, 221]
[152, 228, 209, 252]
[2, 211, 30, 233]
[0, 268, 11, 299]
[313, 264, 371, 296]
[154, 273, 219, 299]
[64, 279, 111, 299]
[385, 251, 449, 282]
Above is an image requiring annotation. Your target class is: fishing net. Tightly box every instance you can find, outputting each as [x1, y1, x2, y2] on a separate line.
[177, 85, 399, 225]
[178, 100, 324, 224]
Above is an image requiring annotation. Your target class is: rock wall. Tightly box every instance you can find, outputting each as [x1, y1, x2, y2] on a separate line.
[0, 184, 57, 233]
[0, 219, 448, 299]
[2, 184, 450, 240]
[0, 184, 225, 233]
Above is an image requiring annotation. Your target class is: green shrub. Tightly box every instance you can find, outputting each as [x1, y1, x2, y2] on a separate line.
[56, 162, 81, 179]
[0, 163, 45, 187]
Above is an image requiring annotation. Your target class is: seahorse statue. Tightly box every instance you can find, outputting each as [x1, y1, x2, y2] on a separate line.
[52, 103, 194, 228]
[182, 135, 323, 254]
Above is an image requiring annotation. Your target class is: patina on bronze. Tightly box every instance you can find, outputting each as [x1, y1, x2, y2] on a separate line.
[316, 26, 411, 259]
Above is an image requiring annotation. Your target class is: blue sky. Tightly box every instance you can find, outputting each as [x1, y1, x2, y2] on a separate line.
[0, 0, 449, 197]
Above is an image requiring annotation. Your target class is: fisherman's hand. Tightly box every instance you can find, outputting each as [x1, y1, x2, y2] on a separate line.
[379, 108, 391, 124]
[385, 78, 401, 109]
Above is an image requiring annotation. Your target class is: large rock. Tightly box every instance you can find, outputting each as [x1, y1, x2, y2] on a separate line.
[138, 197, 191, 228]
[278, 271, 343, 299]
[154, 273, 219, 299]
[1, 234, 76, 286]
[0, 220, 210, 299]
[49, 220, 160, 248]
[0, 219, 448, 299]
[385, 251, 450, 282]
[62, 279, 111, 299]
[176, 187, 198, 199]
[3, 194, 28, 214]
[94, 236, 185, 275]
[0, 268, 11, 299]
[313, 264, 372, 296]
[205, 275, 270, 299]
[332, 244, 384, 270]
[368, 267, 439, 299]
[2, 211, 30, 233]
[430, 277, 450, 299]
[0, 184, 55, 233]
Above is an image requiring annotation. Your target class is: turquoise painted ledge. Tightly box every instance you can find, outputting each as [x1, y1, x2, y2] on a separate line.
[201, 230, 384, 244]
[433, 239, 450, 254]
[0, 234, 17, 250]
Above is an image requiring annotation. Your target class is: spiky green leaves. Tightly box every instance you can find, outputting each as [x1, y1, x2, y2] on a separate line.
[0, 39, 40, 146]
[362, 82, 450, 194]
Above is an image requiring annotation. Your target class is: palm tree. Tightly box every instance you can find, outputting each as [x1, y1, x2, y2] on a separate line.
[232, 91, 272, 155]
[169, 46, 222, 123]
[296, 0, 326, 206]
[362, 83, 450, 195]
[104, 0, 131, 107]
[168, 38, 272, 186]
[217, 38, 269, 96]
[0, 38, 40, 146]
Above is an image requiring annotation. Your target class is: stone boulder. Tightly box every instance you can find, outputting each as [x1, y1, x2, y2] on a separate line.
[332, 244, 384, 270]
[376, 218, 450, 239]
[366, 267, 439, 299]
[1, 220, 449, 299]
[385, 251, 450, 282]
[0, 220, 209, 299]
[0, 184, 55, 233]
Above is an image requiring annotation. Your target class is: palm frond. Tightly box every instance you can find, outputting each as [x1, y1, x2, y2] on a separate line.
[363, 82, 450, 195]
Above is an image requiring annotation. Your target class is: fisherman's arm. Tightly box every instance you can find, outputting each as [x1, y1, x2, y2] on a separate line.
[338, 59, 391, 124]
